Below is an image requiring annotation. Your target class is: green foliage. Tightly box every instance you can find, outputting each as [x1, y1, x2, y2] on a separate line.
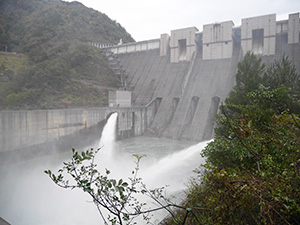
[0, 0, 134, 109]
[263, 55, 299, 91]
[262, 55, 300, 114]
[236, 52, 265, 93]
[203, 56, 300, 224]
[0, 53, 29, 72]
[0, 44, 120, 109]
[163, 54, 300, 224]
[4, 87, 38, 107]
[45, 148, 185, 225]
[226, 52, 265, 106]
[0, 47, 118, 109]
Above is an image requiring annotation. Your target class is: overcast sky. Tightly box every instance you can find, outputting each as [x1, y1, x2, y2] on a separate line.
[65, 0, 300, 41]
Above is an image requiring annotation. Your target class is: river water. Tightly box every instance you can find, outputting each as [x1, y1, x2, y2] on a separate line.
[0, 113, 210, 225]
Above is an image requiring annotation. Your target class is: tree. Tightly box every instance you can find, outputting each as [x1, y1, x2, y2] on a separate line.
[162, 54, 300, 225]
[263, 55, 299, 91]
[262, 55, 300, 114]
[226, 52, 265, 106]
[199, 55, 300, 224]
[0, 0, 134, 110]
[45, 148, 196, 225]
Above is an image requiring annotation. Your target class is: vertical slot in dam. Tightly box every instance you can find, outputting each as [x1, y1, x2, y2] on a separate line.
[202, 96, 220, 140]
[180, 96, 199, 139]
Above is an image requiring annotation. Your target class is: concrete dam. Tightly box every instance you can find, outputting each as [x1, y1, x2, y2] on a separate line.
[1, 13, 299, 157]
[102, 13, 300, 140]
[0, 107, 151, 159]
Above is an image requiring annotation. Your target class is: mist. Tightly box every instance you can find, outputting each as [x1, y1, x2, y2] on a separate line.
[0, 114, 209, 225]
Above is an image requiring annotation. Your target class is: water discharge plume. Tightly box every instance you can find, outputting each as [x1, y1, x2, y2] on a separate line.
[97, 112, 118, 164]
[142, 140, 211, 193]
[97, 112, 211, 195]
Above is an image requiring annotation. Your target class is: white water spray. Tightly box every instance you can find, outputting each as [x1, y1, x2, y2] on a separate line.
[143, 140, 210, 192]
[98, 112, 118, 160]
[0, 112, 211, 225]
[97, 112, 211, 196]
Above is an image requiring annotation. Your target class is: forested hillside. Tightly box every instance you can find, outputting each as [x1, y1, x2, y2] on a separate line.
[0, 0, 134, 109]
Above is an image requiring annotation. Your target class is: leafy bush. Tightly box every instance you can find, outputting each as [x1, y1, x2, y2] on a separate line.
[45, 149, 189, 225]
[163, 53, 300, 224]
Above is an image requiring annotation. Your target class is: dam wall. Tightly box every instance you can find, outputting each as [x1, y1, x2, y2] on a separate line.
[112, 45, 241, 141]
[1, 12, 299, 156]
[0, 108, 105, 153]
[0, 107, 153, 157]
[103, 12, 300, 141]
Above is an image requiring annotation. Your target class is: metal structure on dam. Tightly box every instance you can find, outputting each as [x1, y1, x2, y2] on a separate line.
[0, 12, 299, 157]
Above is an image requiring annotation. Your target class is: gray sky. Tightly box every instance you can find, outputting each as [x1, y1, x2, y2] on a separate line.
[65, 0, 300, 41]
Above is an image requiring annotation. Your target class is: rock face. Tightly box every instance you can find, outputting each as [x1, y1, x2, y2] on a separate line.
[106, 13, 300, 141]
